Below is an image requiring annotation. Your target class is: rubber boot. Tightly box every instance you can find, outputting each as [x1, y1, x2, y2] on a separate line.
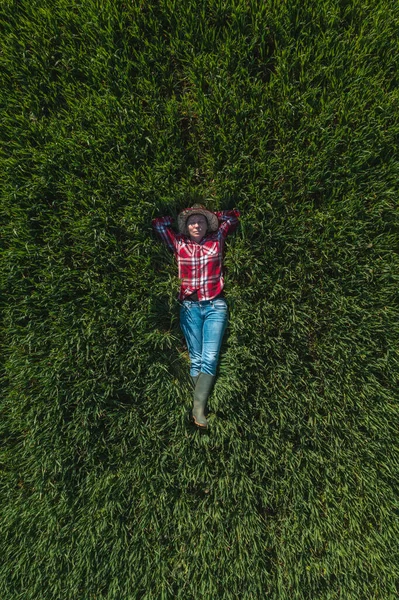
[192, 373, 215, 429]
[190, 374, 199, 389]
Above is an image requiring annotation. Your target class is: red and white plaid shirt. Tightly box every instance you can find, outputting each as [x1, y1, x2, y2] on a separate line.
[152, 210, 240, 301]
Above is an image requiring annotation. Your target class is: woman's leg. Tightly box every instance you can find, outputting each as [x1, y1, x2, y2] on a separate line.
[180, 302, 208, 427]
[189, 299, 228, 428]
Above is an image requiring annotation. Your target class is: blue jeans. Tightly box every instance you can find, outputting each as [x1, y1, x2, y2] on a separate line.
[180, 298, 228, 377]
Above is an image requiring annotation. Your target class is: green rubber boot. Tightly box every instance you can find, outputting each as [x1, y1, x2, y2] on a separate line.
[190, 374, 199, 389]
[192, 373, 215, 429]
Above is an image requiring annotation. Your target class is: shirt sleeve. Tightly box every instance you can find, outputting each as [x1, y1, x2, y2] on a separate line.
[152, 216, 178, 253]
[215, 209, 240, 239]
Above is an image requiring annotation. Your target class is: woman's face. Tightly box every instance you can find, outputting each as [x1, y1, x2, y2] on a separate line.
[187, 214, 208, 242]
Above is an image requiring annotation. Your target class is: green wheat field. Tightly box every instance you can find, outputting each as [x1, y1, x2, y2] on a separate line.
[1, 0, 399, 598]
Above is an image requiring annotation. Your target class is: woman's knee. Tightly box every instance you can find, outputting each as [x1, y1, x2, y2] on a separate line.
[189, 351, 202, 373]
[200, 351, 219, 376]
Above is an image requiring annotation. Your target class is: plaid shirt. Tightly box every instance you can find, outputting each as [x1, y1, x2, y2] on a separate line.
[152, 210, 240, 301]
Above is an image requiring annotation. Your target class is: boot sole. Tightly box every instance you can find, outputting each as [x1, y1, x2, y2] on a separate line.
[189, 412, 209, 430]
[193, 418, 208, 430]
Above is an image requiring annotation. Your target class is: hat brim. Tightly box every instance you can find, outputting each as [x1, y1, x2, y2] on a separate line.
[178, 207, 219, 235]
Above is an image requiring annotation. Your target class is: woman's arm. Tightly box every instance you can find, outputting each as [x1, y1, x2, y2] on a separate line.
[215, 209, 240, 239]
[152, 216, 179, 253]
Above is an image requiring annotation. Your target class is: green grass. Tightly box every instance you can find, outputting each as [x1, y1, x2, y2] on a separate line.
[1, 0, 399, 598]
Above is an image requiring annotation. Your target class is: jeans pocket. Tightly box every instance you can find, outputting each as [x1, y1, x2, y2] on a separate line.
[180, 302, 193, 318]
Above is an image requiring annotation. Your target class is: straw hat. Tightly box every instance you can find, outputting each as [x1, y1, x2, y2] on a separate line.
[177, 204, 219, 235]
